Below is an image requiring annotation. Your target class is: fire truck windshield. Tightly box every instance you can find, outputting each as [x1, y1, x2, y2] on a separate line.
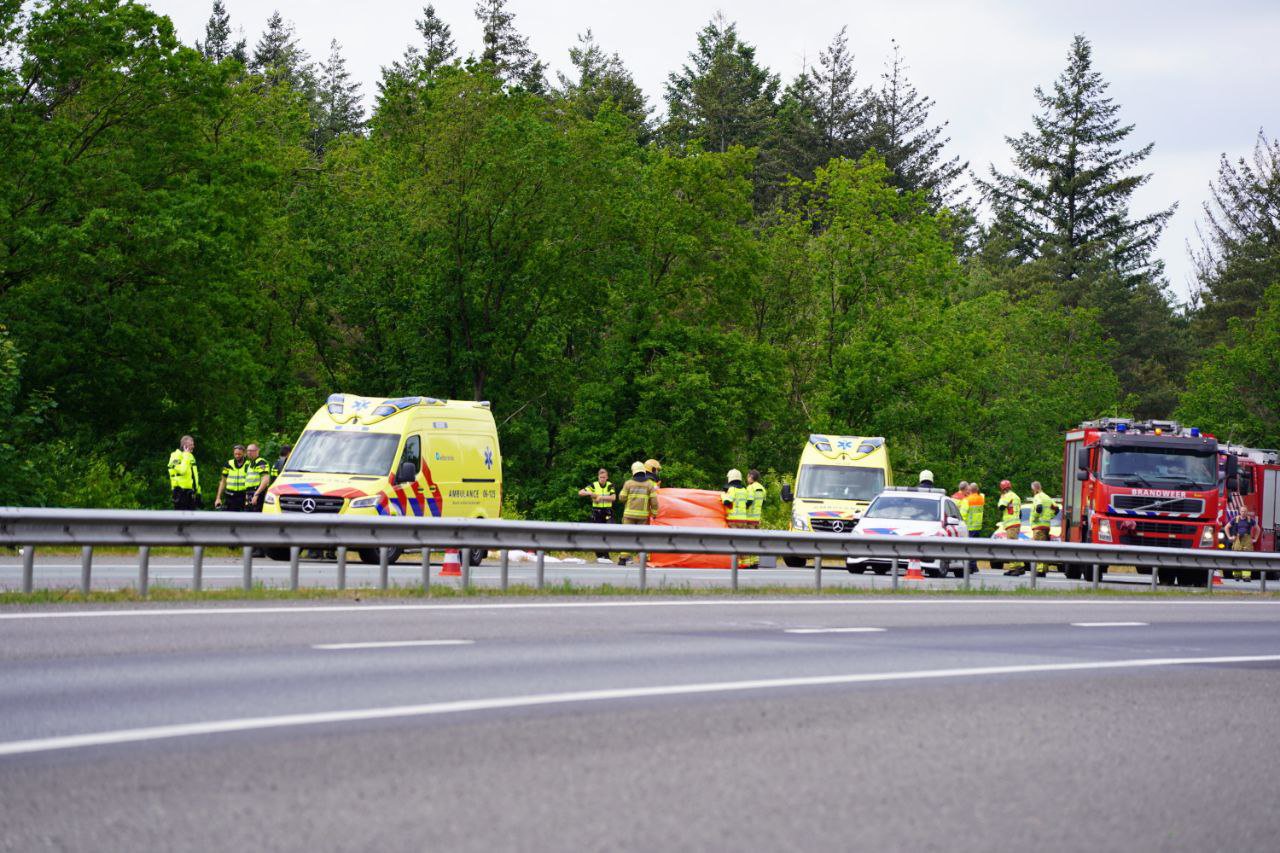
[1099, 446, 1217, 489]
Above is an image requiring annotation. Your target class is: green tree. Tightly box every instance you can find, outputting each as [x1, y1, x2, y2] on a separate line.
[312, 39, 364, 152]
[555, 30, 650, 139]
[195, 0, 245, 64]
[474, 0, 545, 92]
[775, 27, 869, 181]
[250, 10, 314, 92]
[1190, 131, 1280, 343]
[866, 40, 965, 205]
[379, 3, 456, 93]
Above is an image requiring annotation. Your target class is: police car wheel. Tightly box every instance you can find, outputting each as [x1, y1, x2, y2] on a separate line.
[783, 556, 808, 568]
[264, 548, 290, 562]
[357, 548, 403, 565]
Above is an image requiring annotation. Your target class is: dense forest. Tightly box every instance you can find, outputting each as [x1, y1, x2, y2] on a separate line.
[1, 0, 1277, 522]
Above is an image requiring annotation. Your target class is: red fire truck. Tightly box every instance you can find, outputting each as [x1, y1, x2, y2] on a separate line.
[1221, 444, 1280, 561]
[1061, 418, 1234, 585]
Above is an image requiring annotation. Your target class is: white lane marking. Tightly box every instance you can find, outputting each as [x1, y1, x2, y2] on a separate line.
[784, 627, 886, 634]
[1071, 622, 1150, 628]
[2, 599, 1279, 621]
[1, 653, 1277, 757]
[312, 640, 473, 650]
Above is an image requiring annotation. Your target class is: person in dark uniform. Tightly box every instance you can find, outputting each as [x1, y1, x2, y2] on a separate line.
[215, 444, 251, 511]
[578, 467, 616, 562]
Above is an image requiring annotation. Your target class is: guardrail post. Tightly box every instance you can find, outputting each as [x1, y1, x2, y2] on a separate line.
[336, 546, 347, 590]
[421, 548, 431, 593]
[289, 546, 301, 591]
[378, 547, 390, 590]
[535, 550, 545, 590]
[500, 549, 509, 591]
[814, 554, 822, 592]
[1151, 566, 1158, 592]
[961, 558, 970, 590]
[80, 546, 93, 596]
[21, 546, 33, 594]
[1092, 563, 1100, 591]
[138, 546, 150, 597]
[731, 552, 739, 592]
[1205, 564, 1213, 593]
[242, 546, 253, 592]
[1262, 569, 1268, 594]
[192, 546, 204, 593]
[891, 557, 899, 592]
[461, 548, 471, 590]
[1029, 560, 1037, 590]
[638, 551, 647, 593]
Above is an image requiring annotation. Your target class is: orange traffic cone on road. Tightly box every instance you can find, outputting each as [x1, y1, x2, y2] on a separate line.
[904, 559, 926, 581]
[439, 549, 461, 577]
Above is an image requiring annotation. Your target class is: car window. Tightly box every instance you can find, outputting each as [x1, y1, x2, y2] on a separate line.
[864, 495, 940, 521]
[945, 499, 961, 520]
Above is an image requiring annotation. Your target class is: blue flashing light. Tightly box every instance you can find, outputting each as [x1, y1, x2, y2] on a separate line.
[1116, 422, 1127, 433]
[1190, 427, 1201, 437]
[326, 393, 344, 415]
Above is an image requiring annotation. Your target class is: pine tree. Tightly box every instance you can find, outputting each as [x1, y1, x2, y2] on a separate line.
[313, 39, 364, 153]
[195, 0, 246, 64]
[978, 34, 1171, 301]
[555, 30, 650, 137]
[250, 10, 314, 92]
[474, 0, 545, 92]
[866, 41, 965, 205]
[1191, 130, 1280, 342]
[380, 4, 457, 92]
[663, 14, 779, 154]
[775, 27, 870, 180]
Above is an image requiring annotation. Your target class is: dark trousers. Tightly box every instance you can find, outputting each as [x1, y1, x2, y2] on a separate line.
[247, 491, 264, 512]
[172, 488, 198, 511]
[969, 530, 981, 571]
[590, 507, 613, 558]
[223, 491, 247, 512]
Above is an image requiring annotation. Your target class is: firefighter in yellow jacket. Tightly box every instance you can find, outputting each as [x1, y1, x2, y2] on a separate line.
[724, 468, 764, 568]
[617, 461, 658, 566]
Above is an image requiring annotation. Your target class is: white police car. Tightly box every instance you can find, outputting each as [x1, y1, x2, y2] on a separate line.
[846, 486, 968, 577]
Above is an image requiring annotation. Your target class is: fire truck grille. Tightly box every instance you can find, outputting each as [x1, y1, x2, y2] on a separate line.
[1111, 496, 1205, 515]
[1120, 534, 1192, 548]
[1131, 521, 1193, 536]
[279, 495, 345, 514]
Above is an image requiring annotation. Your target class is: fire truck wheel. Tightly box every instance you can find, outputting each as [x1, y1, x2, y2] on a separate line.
[1063, 564, 1082, 580]
[783, 556, 808, 568]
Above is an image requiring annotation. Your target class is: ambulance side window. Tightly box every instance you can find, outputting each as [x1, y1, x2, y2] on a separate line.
[400, 435, 421, 474]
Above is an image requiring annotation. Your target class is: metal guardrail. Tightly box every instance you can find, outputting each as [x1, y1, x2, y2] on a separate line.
[3, 507, 1279, 595]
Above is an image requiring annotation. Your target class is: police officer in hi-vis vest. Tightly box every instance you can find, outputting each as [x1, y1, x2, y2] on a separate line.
[578, 467, 617, 562]
[215, 445, 252, 512]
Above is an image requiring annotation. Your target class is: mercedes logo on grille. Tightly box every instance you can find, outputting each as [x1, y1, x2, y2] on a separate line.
[301, 498, 317, 514]
[830, 520, 845, 532]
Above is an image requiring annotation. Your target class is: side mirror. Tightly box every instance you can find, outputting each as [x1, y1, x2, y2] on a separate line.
[780, 484, 793, 502]
[1225, 454, 1239, 478]
[1227, 475, 1239, 492]
[1076, 468, 1089, 482]
[1076, 447, 1089, 471]
[396, 461, 417, 485]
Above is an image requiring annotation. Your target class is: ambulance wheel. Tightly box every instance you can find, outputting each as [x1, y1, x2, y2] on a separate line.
[265, 548, 290, 562]
[1136, 565, 1153, 575]
[783, 556, 808, 568]
[872, 565, 889, 575]
[357, 548, 403, 565]
[1063, 565, 1082, 580]
[469, 549, 487, 566]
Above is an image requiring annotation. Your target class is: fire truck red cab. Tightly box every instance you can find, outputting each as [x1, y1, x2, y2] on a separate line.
[1223, 445, 1280, 554]
[1062, 419, 1228, 580]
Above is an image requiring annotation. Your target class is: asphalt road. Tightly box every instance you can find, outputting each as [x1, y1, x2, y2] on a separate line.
[1, 552, 1269, 592]
[1, 598, 1279, 851]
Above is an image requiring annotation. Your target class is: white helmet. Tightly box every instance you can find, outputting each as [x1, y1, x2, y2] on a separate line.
[726, 469, 743, 483]
[919, 469, 935, 484]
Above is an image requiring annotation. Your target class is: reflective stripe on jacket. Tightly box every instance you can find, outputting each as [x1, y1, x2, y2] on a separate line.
[963, 493, 985, 529]
[722, 484, 752, 522]
[1029, 492, 1056, 527]
[168, 450, 199, 492]
[618, 477, 658, 520]
[245, 457, 270, 492]
[997, 491, 1021, 531]
[585, 481, 615, 509]
[745, 482, 766, 522]
[222, 459, 251, 492]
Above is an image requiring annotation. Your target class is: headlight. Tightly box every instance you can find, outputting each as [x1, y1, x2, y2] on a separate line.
[1096, 518, 1113, 543]
[348, 495, 380, 509]
[792, 514, 809, 531]
[1200, 526, 1216, 548]
[263, 493, 276, 505]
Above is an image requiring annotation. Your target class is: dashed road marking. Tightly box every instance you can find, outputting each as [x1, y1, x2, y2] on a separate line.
[312, 640, 474, 650]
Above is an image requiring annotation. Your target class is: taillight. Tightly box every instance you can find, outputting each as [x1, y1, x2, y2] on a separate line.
[1096, 518, 1113, 543]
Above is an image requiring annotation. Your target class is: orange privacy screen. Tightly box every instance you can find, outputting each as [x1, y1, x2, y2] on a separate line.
[648, 488, 732, 569]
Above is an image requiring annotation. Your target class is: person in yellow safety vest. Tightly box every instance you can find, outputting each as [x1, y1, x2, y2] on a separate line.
[721, 469, 756, 568]
[741, 469, 768, 568]
[578, 467, 616, 562]
[167, 435, 201, 510]
[1027, 481, 1059, 578]
[963, 483, 985, 572]
[245, 443, 272, 512]
[644, 458, 662, 487]
[995, 479, 1024, 575]
[215, 444, 252, 512]
[617, 461, 659, 566]
[951, 481, 969, 505]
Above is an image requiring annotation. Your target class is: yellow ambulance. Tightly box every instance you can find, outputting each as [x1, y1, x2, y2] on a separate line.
[263, 394, 501, 563]
[779, 434, 893, 565]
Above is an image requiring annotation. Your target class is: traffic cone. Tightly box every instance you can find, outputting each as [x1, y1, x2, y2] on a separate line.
[1212, 570, 1223, 586]
[438, 549, 461, 577]
[903, 559, 926, 581]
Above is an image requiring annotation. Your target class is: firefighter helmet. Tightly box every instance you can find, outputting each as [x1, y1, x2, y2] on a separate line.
[726, 469, 743, 483]
[631, 461, 646, 475]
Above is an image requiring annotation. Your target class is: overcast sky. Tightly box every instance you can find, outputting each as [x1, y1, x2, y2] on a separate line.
[153, 0, 1280, 303]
